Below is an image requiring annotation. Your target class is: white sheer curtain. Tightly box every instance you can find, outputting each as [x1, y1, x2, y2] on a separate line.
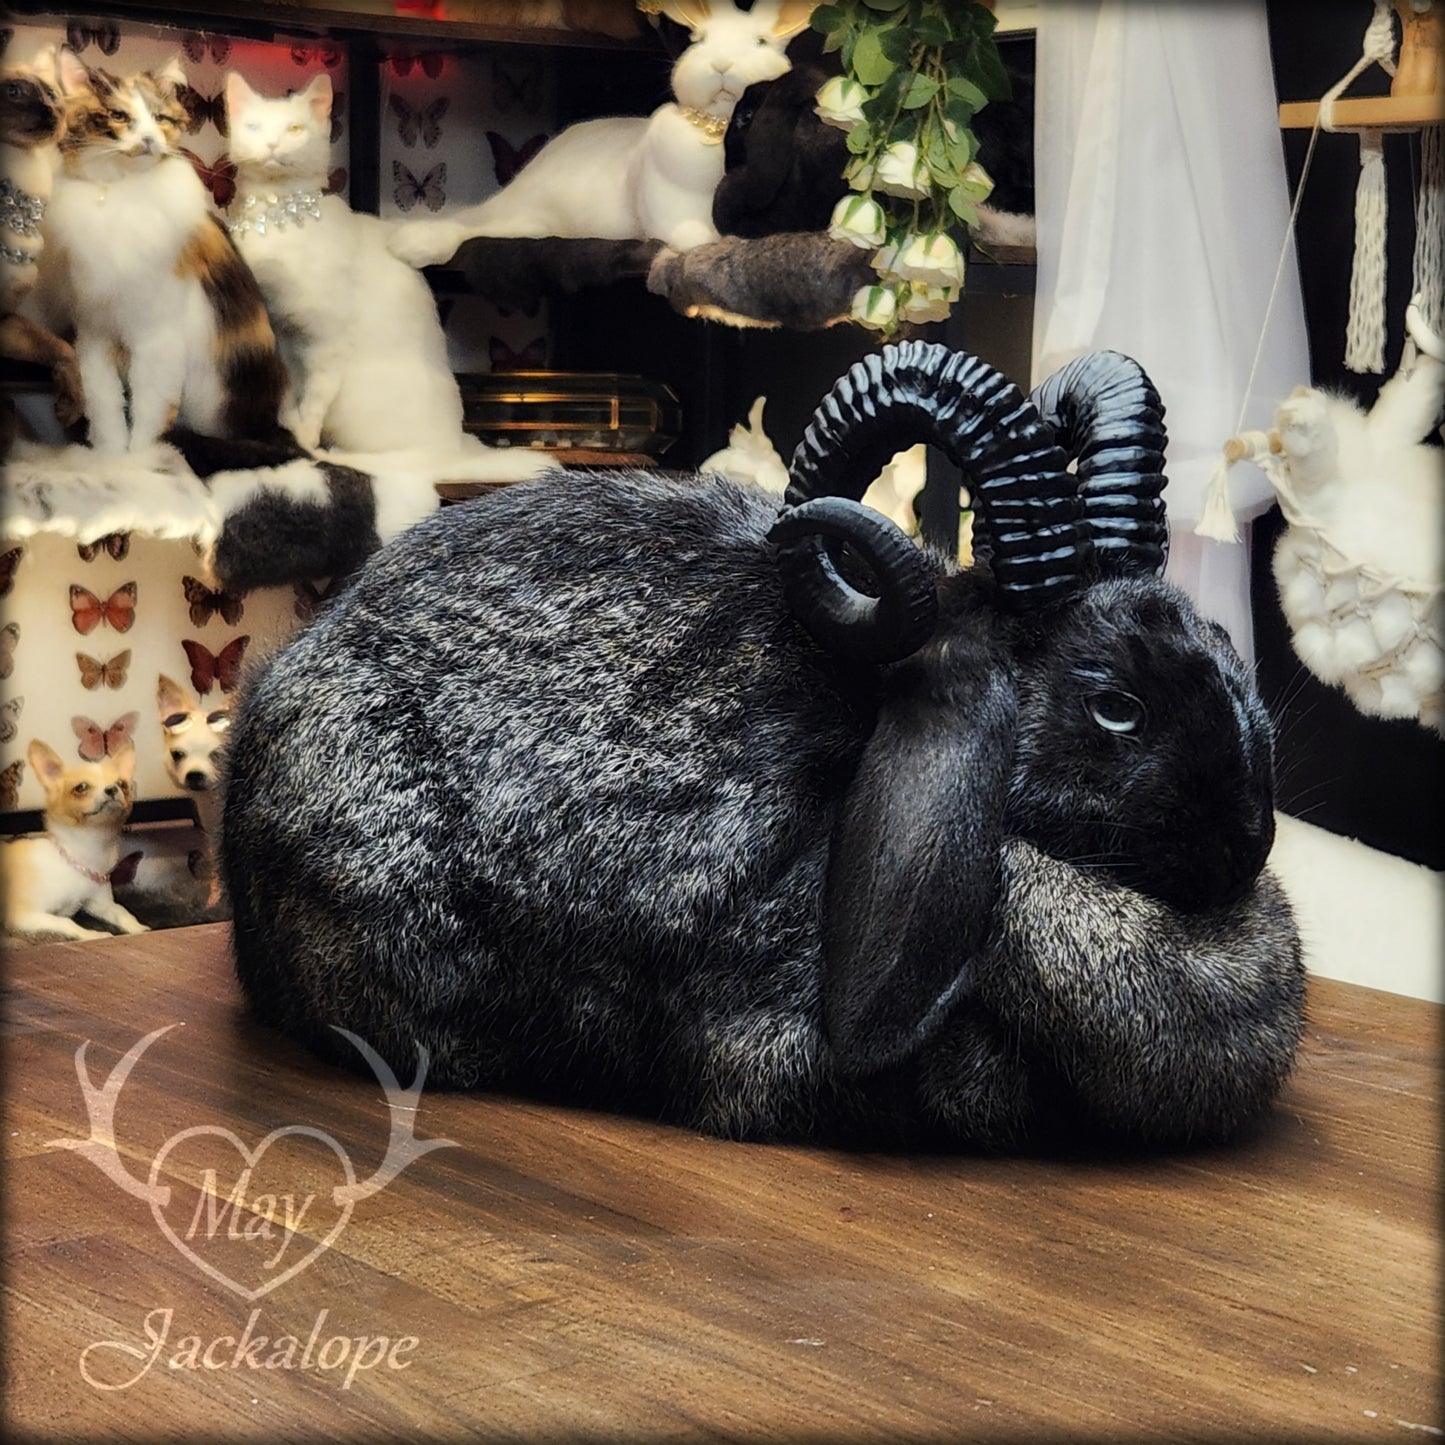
[1030, 0, 1311, 662]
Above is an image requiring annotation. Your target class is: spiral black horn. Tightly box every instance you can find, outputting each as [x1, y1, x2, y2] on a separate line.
[771, 343, 1086, 663]
[1028, 351, 1169, 577]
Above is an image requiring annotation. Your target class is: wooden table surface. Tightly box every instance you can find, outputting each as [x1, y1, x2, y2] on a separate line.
[3, 924, 1439, 1443]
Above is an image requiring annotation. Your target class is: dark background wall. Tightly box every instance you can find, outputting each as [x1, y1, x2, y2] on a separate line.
[1259, 0, 1443, 868]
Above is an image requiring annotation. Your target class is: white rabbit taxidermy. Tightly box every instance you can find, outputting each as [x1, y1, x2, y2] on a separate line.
[1234, 302, 1444, 733]
[387, 0, 814, 268]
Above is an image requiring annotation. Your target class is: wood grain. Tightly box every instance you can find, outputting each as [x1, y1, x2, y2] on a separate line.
[3, 924, 1439, 1442]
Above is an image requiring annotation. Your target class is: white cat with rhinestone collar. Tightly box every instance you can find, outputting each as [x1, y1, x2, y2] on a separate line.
[226, 70, 547, 471]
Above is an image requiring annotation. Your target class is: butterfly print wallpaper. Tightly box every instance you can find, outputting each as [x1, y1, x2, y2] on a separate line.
[1, 14, 566, 812]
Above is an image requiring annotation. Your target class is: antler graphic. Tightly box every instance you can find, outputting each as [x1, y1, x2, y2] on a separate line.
[48, 1024, 177, 1206]
[331, 1029, 457, 1205]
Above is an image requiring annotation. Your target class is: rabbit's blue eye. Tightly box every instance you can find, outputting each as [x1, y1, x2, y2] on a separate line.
[1086, 690, 1145, 735]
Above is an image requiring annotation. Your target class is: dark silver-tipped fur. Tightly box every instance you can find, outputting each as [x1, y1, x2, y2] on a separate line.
[222, 343, 1305, 1151]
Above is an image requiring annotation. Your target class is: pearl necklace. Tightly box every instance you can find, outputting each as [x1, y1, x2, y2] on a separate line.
[680, 107, 729, 144]
[229, 186, 325, 239]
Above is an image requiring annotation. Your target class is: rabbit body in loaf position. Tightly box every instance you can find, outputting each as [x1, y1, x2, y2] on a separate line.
[387, 0, 813, 269]
[223, 344, 1306, 1152]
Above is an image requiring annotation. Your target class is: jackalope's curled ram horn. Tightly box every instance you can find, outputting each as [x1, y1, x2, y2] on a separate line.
[222, 342, 1305, 1154]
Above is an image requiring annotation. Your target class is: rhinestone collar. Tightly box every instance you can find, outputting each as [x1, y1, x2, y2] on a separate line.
[680, 107, 729, 144]
[0, 177, 46, 250]
[229, 186, 325, 239]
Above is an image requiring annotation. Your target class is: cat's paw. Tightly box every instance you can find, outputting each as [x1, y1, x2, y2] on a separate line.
[388, 221, 467, 269]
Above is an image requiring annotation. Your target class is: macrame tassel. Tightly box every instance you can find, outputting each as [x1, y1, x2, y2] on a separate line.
[1345, 127, 1388, 374]
[1194, 455, 1241, 544]
[1412, 124, 1444, 339]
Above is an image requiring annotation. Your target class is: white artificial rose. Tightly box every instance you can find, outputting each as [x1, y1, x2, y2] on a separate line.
[851, 284, 899, 331]
[894, 232, 965, 288]
[814, 76, 867, 130]
[900, 284, 958, 325]
[828, 194, 888, 250]
[959, 161, 995, 200]
[873, 141, 930, 200]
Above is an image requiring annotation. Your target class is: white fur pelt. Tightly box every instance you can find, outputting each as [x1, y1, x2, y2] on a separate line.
[2, 439, 453, 594]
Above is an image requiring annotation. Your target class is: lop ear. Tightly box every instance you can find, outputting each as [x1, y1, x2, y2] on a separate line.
[823, 649, 1016, 1077]
[729, 93, 796, 211]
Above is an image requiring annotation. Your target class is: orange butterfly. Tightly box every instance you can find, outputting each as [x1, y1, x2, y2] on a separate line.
[0, 546, 20, 596]
[70, 582, 137, 635]
[76, 650, 131, 690]
[76, 531, 130, 563]
[183, 635, 249, 696]
[72, 711, 139, 762]
[0, 759, 23, 812]
[179, 148, 237, 209]
[0, 621, 17, 680]
[182, 575, 244, 628]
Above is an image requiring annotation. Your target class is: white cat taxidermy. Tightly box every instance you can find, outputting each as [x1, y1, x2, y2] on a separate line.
[34, 50, 289, 453]
[1224, 302, 1444, 733]
[226, 71, 544, 478]
[388, 0, 814, 269]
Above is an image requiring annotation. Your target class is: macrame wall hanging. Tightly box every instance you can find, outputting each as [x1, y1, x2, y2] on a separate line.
[1193, 1, 1444, 735]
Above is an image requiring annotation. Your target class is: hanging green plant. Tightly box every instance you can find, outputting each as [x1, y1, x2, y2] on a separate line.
[812, 0, 1012, 334]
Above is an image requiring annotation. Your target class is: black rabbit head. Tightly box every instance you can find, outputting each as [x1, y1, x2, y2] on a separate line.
[769, 342, 1277, 1075]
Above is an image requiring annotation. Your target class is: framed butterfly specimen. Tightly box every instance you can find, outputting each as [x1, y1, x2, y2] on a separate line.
[76, 650, 132, 690]
[488, 132, 546, 187]
[183, 636, 250, 696]
[76, 532, 130, 563]
[182, 575, 244, 628]
[390, 95, 449, 149]
[0, 546, 20, 596]
[65, 21, 120, 56]
[72, 711, 139, 762]
[393, 162, 446, 213]
[70, 582, 137, 635]
[0, 760, 24, 812]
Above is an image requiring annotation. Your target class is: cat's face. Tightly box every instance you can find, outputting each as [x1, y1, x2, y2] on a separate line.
[227, 73, 331, 182]
[1, 59, 64, 150]
[56, 50, 188, 180]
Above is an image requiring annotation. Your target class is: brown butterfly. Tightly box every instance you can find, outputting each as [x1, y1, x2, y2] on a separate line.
[76, 650, 132, 690]
[182, 575, 244, 628]
[391, 95, 448, 149]
[111, 850, 145, 888]
[491, 56, 543, 116]
[66, 20, 120, 55]
[72, 711, 139, 762]
[326, 166, 349, 196]
[0, 759, 24, 811]
[183, 636, 250, 696]
[488, 132, 546, 187]
[292, 41, 344, 69]
[179, 148, 237, 209]
[0, 546, 20, 596]
[0, 695, 22, 745]
[393, 161, 446, 213]
[489, 336, 548, 372]
[181, 32, 232, 66]
[70, 582, 137, 635]
[0, 621, 17, 680]
[76, 532, 130, 563]
[176, 84, 228, 137]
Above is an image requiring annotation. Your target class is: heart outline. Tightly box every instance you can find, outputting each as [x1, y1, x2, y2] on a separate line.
[148, 1125, 355, 1301]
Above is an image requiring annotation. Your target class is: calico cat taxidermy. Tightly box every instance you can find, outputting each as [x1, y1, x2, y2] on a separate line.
[0, 49, 85, 436]
[387, 0, 815, 269]
[226, 71, 545, 473]
[32, 50, 288, 453]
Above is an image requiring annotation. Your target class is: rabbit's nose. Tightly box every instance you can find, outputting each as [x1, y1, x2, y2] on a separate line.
[711, 57, 731, 73]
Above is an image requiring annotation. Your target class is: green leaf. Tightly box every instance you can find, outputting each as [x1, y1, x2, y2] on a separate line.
[879, 23, 914, 64]
[862, 0, 910, 10]
[947, 76, 988, 111]
[810, 4, 846, 34]
[948, 186, 979, 227]
[852, 29, 896, 86]
[912, 13, 952, 46]
[846, 120, 873, 155]
[972, 37, 1012, 101]
[902, 73, 939, 109]
[862, 70, 905, 122]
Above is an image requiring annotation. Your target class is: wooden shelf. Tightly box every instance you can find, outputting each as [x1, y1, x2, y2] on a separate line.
[1279, 92, 1445, 131]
